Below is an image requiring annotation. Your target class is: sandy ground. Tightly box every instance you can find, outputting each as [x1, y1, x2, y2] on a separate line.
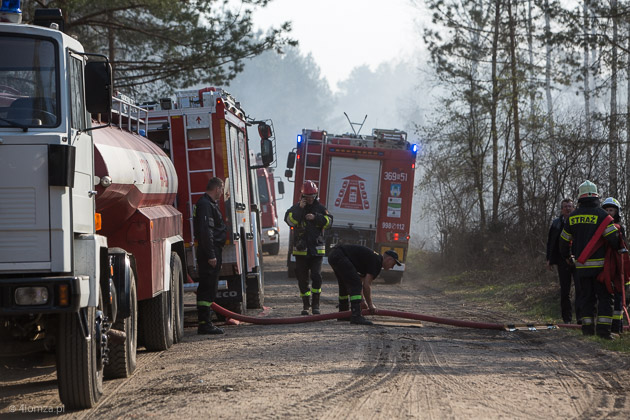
[1, 250, 630, 419]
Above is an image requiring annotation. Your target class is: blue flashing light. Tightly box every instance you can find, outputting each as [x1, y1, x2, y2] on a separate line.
[1, 0, 21, 13]
[297, 134, 302, 144]
[412, 144, 418, 153]
[139, 129, 146, 137]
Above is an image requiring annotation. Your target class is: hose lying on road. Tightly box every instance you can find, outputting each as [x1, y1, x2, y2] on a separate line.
[211, 303, 630, 331]
[213, 303, 510, 330]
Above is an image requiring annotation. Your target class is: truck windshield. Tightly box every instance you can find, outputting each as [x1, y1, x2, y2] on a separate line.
[257, 173, 270, 204]
[0, 36, 59, 128]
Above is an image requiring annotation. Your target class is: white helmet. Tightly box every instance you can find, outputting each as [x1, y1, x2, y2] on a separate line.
[578, 180, 598, 199]
[602, 197, 621, 211]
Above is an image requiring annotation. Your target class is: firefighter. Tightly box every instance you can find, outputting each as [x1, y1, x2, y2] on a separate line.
[328, 245, 401, 325]
[559, 181, 622, 340]
[193, 177, 228, 335]
[546, 198, 580, 324]
[285, 181, 333, 315]
[602, 197, 626, 334]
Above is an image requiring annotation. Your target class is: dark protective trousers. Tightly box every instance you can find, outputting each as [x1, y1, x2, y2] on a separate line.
[295, 255, 323, 295]
[612, 292, 624, 333]
[577, 275, 613, 336]
[557, 260, 581, 323]
[197, 246, 222, 306]
[328, 248, 362, 299]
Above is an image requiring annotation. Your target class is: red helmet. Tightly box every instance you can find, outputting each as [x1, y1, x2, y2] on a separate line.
[301, 180, 318, 196]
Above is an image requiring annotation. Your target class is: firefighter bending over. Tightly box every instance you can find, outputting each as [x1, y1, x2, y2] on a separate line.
[285, 181, 333, 315]
[193, 177, 228, 335]
[559, 181, 624, 340]
[328, 245, 401, 325]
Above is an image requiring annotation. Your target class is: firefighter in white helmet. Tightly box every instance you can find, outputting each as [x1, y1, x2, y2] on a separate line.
[559, 181, 623, 339]
[601, 196, 628, 334]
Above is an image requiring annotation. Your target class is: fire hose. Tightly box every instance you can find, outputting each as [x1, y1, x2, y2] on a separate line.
[211, 303, 630, 331]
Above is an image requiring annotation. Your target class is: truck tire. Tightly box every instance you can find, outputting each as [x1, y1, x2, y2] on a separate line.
[383, 272, 403, 285]
[247, 270, 265, 309]
[140, 287, 174, 351]
[104, 272, 137, 379]
[268, 242, 280, 256]
[171, 252, 185, 344]
[57, 304, 104, 409]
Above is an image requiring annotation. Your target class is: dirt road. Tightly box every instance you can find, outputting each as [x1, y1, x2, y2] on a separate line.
[2, 252, 630, 419]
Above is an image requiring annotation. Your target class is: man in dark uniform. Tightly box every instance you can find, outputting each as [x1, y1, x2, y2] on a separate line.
[546, 198, 580, 323]
[559, 180, 623, 340]
[193, 177, 228, 335]
[285, 181, 333, 315]
[328, 245, 401, 325]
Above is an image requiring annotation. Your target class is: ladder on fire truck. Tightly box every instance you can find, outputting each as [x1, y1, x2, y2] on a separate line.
[183, 112, 216, 270]
[302, 130, 325, 191]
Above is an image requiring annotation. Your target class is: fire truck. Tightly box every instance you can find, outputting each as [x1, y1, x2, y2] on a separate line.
[256, 159, 283, 255]
[285, 128, 418, 283]
[145, 88, 273, 312]
[0, 4, 275, 409]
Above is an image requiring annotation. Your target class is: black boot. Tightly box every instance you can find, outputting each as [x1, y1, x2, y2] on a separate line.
[301, 295, 310, 315]
[350, 300, 372, 325]
[197, 306, 224, 335]
[337, 298, 350, 322]
[611, 319, 622, 334]
[596, 324, 615, 340]
[312, 293, 321, 315]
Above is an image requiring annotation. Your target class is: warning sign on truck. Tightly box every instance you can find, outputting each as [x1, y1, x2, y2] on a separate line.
[335, 175, 370, 210]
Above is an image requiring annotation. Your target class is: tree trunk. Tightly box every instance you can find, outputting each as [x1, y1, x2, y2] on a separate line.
[544, 0, 553, 133]
[491, 0, 501, 225]
[107, 9, 116, 78]
[582, 0, 591, 139]
[527, 0, 536, 120]
[508, 0, 524, 221]
[609, 0, 618, 197]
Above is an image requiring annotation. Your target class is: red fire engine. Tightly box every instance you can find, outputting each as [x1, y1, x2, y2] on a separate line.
[257, 159, 284, 255]
[285, 128, 417, 283]
[146, 88, 274, 312]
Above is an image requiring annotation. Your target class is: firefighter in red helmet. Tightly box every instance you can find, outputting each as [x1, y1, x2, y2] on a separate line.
[285, 180, 333, 315]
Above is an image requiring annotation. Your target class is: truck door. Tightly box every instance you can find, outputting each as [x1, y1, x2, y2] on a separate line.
[68, 53, 95, 234]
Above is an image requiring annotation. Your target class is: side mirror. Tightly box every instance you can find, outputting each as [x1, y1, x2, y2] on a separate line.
[286, 151, 296, 169]
[277, 180, 285, 195]
[258, 123, 273, 139]
[85, 61, 112, 114]
[285, 169, 293, 179]
[260, 138, 273, 166]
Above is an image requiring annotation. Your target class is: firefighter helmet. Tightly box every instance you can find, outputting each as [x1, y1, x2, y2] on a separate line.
[602, 197, 621, 211]
[578, 180, 598, 199]
[301, 180, 318, 196]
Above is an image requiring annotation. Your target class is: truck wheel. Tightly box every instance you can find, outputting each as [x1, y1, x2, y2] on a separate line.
[104, 272, 137, 379]
[247, 271, 265, 309]
[171, 252, 184, 344]
[269, 242, 280, 256]
[57, 303, 105, 409]
[383, 272, 404, 284]
[140, 286, 174, 351]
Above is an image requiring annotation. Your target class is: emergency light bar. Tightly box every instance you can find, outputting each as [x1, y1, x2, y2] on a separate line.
[0, 0, 22, 23]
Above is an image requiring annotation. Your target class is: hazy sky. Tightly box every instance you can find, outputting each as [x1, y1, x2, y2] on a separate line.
[253, 0, 420, 90]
